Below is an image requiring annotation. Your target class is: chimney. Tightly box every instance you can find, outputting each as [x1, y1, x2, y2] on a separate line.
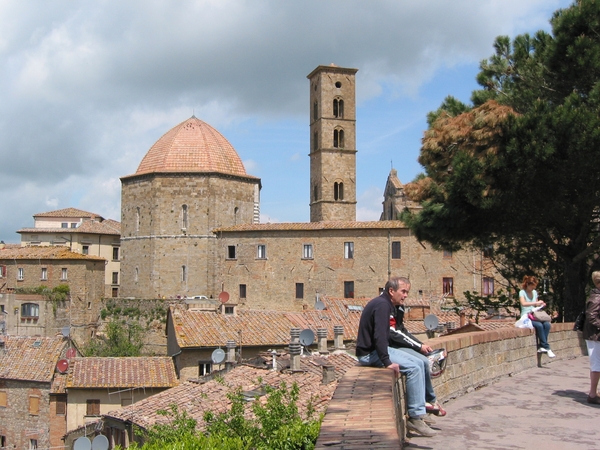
[317, 328, 328, 354]
[322, 365, 336, 384]
[460, 311, 466, 327]
[334, 325, 345, 349]
[289, 341, 302, 371]
[290, 328, 301, 343]
[226, 340, 236, 363]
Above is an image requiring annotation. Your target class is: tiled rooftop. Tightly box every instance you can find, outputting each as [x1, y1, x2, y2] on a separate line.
[18, 218, 121, 236]
[66, 357, 179, 389]
[0, 246, 105, 261]
[0, 336, 68, 383]
[214, 220, 408, 233]
[131, 117, 256, 179]
[33, 208, 104, 219]
[104, 351, 358, 431]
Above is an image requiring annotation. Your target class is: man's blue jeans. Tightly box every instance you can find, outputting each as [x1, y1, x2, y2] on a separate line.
[396, 347, 437, 404]
[358, 347, 426, 417]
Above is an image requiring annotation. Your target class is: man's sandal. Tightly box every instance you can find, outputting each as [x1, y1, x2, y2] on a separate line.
[426, 402, 447, 416]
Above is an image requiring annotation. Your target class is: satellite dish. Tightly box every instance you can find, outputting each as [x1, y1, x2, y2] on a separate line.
[211, 348, 225, 364]
[66, 348, 77, 359]
[61, 326, 70, 337]
[299, 329, 315, 347]
[424, 314, 440, 331]
[315, 301, 326, 311]
[74, 436, 92, 450]
[91, 434, 109, 450]
[218, 291, 230, 303]
[56, 359, 69, 374]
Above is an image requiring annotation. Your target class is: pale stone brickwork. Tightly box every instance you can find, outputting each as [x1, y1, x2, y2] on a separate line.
[308, 65, 358, 222]
[214, 222, 494, 311]
[120, 173, 259, 299]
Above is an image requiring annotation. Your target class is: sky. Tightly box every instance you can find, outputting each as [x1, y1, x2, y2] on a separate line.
[0, 0, 574, 242]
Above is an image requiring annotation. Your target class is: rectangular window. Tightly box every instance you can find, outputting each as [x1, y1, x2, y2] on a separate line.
[70, 223, 77, 228]
[391, 241, 401, 259]
[344, 242, 354, 259]
[41, 268, 47, 280]
[17, 268, 24, 281]
[86, 399, 100, 416]
[227, 245, 236, 259]
[112, 288, 119, 298]
[344, 281, 355, 299]
[113, 247, 119, 260]
[483, 245, 493, 258]
[483, 277, 495, 295]
[239, 284, 247, 299]
[0, 391, 6, 407]
[29, 439, 38, 450]
[0, 265, 5, 278]
[55, 395, 66, 415]
[61, 223, 68, 228]
[112, 272, 119, 284]
[61, 268, 68, 280]
[295, 283, 304, 299]
[257, 244, 266, 259]
[224, 306, 234, 315]
[443, 249, 453, 259]
[82, 245, 89, 255]
[443, 277, 454, 296]
[303, 244, 313, 259]
[21, 303, 39, 318]
[199, 362, 212, 377]
[29, 396, 40, 415]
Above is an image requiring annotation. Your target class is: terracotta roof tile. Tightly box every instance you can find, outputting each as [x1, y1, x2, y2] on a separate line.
[18, 219, 121, 236]
[214, 220, 408, 233]
[0, 336, 68, 382]
[0, 246, 105, 261]
[132, 117, 253, 178]
[104, 352, 358, 431]
[33, 208, 104, 219]
[66, 357, 179, 388]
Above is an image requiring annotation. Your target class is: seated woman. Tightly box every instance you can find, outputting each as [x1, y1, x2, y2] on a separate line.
[519, 275, 555, 358]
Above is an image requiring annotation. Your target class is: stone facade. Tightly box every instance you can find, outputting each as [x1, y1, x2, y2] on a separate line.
[214, 222, 495, 311]
[308, 65, 358, 222]
[120, 172, 260, 299]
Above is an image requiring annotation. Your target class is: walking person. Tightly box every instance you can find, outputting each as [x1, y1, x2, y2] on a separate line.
[519, 275, 555, 357]
[584, 271, 600, 404]
[356, 276, 437, 437]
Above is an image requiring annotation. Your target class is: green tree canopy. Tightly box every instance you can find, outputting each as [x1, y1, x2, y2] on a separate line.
[402, 0, 600, 319]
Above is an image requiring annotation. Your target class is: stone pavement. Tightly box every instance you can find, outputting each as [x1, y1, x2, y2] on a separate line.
[408, 355, 599, 450]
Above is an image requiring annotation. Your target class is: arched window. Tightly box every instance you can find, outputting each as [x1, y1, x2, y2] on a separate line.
[333, 98, 344, 118]
[135, 267, 139, 282]
[334, 182, 344, 201]
[181, 265, 187, 282]
[182, 204, 188, 229]
[333, 129, 344, 148]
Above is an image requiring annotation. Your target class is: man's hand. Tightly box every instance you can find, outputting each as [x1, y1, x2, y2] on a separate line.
[386, 363, 400, 375]
[421, 344, 433, 354]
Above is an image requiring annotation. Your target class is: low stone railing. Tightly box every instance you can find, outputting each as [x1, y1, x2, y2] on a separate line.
[315, 323, 585, 448]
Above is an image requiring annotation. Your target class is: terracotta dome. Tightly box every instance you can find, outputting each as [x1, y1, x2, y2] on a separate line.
[135, 116, 247, 177]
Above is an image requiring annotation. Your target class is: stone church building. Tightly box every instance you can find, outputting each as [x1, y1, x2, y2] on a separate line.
[120, 65, 497, 310]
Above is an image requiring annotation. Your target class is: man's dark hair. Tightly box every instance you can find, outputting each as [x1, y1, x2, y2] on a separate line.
[385, 276, 410, 292]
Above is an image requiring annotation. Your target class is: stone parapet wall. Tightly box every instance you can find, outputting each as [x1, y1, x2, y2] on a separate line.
[426, 323, 585, 402]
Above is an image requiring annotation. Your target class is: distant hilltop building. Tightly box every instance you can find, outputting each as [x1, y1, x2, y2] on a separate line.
[119, 65, 497, 309]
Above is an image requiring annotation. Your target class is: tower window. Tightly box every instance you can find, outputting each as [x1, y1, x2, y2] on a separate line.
[334, 182, 344, 201]
[313, 184, 318, 201]
[335, 81, 342, 88]
[344, 242, 354, 259]
[136, 207, 140, 232]
[181, 265, 187, 282]
[333, 129, 344, 148]
[303, 244, 313, 259]
[333, 98, 344, 118]
[313, 101, 318, 121]
[313, 131, 318, 151]
[257, 244, 266, 259]
[227, 245, 236, 259]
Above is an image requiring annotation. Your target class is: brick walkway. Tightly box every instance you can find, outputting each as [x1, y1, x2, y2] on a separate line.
[315, 365, 402, 449]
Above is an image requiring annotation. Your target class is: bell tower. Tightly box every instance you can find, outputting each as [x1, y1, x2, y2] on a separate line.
[307, 65, 358, 222]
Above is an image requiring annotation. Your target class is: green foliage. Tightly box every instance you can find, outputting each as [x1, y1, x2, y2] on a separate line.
[81, 318, 144, 357]
[119, 382, 321, 450]
[453, 290, 519, 324]
[404, 0, 600, 320]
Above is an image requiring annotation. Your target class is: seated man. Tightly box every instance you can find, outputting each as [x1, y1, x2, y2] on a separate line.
[356, 276, 437, 437]
[389, 296, 446, 417]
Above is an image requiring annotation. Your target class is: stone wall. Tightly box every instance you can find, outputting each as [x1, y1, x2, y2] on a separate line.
[426, 322, 586, 402]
